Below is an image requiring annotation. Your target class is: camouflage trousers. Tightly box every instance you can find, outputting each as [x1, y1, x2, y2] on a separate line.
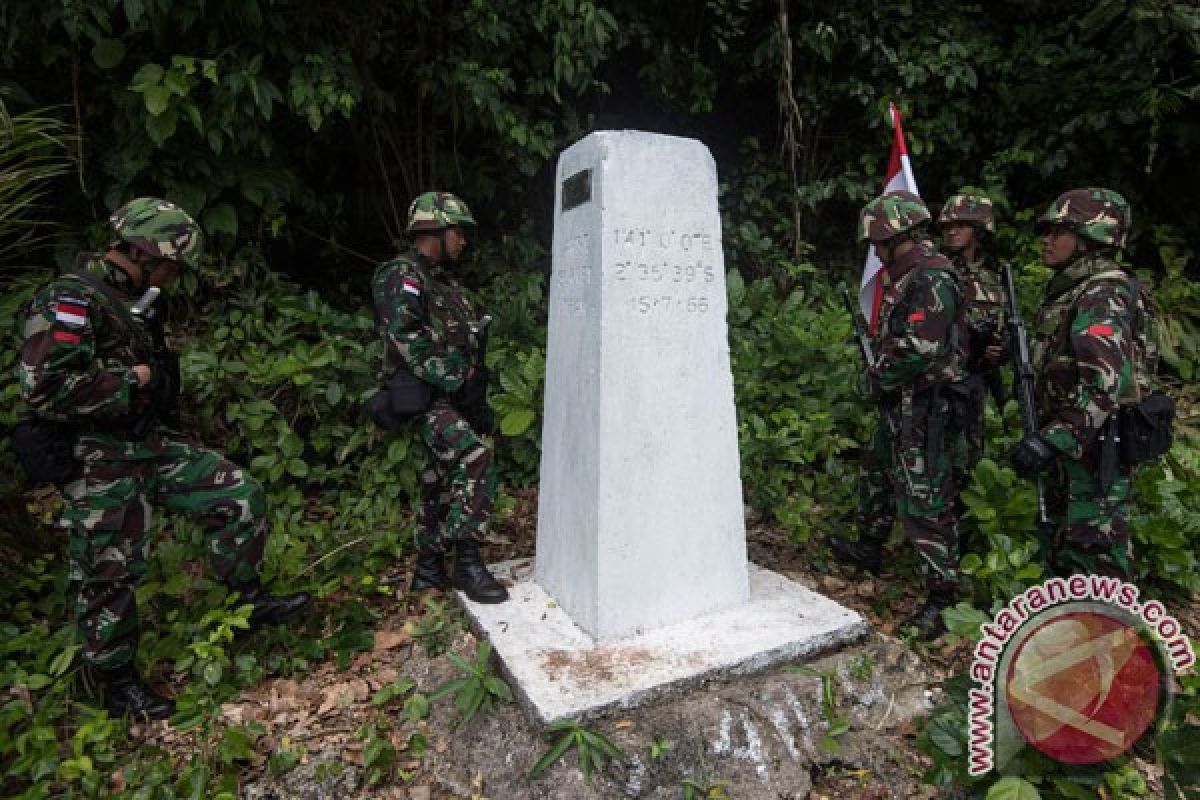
[1044, 456, 1133, 579]
[415, 400, 494, 553]
[61, 439, 266, 669]
[856, 409, 964, 591]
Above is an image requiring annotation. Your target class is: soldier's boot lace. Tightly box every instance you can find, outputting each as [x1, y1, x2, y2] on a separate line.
[452, 539, 509, 604]
[828, 535, 884, 574]
[234, 580, 311, 629]
[100, 665, 175, 721]
[410, 548, 453, 592]
[906, 587, 955, 641]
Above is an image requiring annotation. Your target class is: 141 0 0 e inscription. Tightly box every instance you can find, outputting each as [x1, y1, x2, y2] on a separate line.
[608, 226, 718, 316]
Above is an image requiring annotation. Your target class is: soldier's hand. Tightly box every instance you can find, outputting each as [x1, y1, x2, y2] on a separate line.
[131, 364, 153, 386]
[1010, 433, 1057, 479]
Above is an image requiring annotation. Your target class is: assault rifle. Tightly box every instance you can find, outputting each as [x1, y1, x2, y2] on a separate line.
[1002, 262, 1048, 524]
[841, 286, 896, 437]
[130, 287, 181, 427]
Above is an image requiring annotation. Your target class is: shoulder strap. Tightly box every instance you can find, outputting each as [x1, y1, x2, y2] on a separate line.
[66, 269, 139, 333]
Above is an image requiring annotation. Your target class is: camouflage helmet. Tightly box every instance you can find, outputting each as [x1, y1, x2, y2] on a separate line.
[1036, 188, 1131, 249]
[407, 191, 476, 234]
[938, 193, 995, 233]
[858, 190, 931, 243]
[108, 197, 204, 268]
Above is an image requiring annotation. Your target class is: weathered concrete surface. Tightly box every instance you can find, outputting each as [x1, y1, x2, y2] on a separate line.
[426, 633, 935, 799]
[458, 559, 868, 724]
[538, 130, 748, 643]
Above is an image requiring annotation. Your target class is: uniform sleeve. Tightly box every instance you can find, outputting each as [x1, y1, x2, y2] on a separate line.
[373, 264, 465, 393]
[18, 286, 136, 422]
[875, 272, 960, 391]
[1040, 282, 1135, 458]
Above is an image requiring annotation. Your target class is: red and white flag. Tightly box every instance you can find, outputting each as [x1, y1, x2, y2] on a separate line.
[860, 102, 920, 334]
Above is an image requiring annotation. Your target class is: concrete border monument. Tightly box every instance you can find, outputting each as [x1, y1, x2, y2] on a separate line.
[461, 131, 866, 724]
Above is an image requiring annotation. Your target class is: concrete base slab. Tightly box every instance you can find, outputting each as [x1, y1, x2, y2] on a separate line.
[457, 559, 869, 725]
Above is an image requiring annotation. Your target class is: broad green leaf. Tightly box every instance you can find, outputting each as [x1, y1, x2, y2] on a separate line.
[143, 85, 172, 116]
[92, 38, 126, 69]
[202, 202, 238, 237]
[129, 63, 164, 91]
[986, 777, 1042, 800]
[500, 409, 536, 436]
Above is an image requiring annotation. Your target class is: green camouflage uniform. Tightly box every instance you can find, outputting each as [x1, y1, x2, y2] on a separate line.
[953, 251, 1007, 469]
[1031, 256, 1141, 578]
[1029, 188, 1150, 579]
[939, 194, 1008, 475]
[18, 257, 266, 669]
[371, 249, 493, 553]
[857, 240, 970, 590]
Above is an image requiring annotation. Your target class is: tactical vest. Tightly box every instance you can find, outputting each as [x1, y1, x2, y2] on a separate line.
[1031, 258, 1157, 409]
[956, 254, 1006, 322]
[876, 256, 969, 393]
[375, 256, 481, 377]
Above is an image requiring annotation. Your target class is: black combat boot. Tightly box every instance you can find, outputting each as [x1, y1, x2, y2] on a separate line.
[410, 548, 452, 592]
[905, 586, 956, 640]
[828, 535, 884, 574]
[233, 580, 311, 629]
[99, 665, 175, 721]
[452, 539, 509, 604]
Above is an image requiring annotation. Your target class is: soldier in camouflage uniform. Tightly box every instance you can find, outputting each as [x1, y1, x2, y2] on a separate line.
[1010, 188, 1150, 579]
[830, 190, 970, 639]
[938, 193, 1008, 485]
[16, 198, 310, 722]
[371, 191, 508, 604]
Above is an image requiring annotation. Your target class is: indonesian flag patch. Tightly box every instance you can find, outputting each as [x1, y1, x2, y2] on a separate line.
[402, 277, 422, 296]
[54, 297, 89, 328]
[907, 310, 926, 323]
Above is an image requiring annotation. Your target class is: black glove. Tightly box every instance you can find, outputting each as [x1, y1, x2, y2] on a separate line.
[1010, 433, 1057, 479]
[469, 406, 496, 436]
[145, 351, 181, 424]
[454, 367, 489, 410]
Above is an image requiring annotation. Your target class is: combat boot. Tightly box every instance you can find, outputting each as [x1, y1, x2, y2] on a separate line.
[452, 539, 509, 604]
[905, 586, 956, 640]
[410, 548, 452, 592]
[233, 580, 311, 629]
[99, 665, 175, 721]
[828, 535, 884, 574]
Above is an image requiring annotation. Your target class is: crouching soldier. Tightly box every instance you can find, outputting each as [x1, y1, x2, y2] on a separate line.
[15, 198, 310, 722]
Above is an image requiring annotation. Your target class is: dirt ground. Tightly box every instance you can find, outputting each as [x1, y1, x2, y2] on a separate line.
[132, 491, 1182, 799]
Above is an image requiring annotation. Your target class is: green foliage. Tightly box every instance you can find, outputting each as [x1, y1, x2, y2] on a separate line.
[649, 735, 674, 761]
[958, 457, 1045, 605]
[987, 777, 1042, 800]
[528, 719, 625, 782]
[682, 775, 731, 800]
[429, 641, 513, 726]
[727, 270, 866, 538]
[788, 665, 850, 752]
[0, 98, 73, 269]
[356, 720, 397, 786]
[404, 595, 463, 659]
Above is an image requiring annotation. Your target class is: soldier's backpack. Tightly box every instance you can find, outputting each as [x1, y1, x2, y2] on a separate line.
[1116, 274, 1175, 465]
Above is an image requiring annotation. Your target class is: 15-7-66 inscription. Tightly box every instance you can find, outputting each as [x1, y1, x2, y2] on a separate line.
[609, 226, 718, 316]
